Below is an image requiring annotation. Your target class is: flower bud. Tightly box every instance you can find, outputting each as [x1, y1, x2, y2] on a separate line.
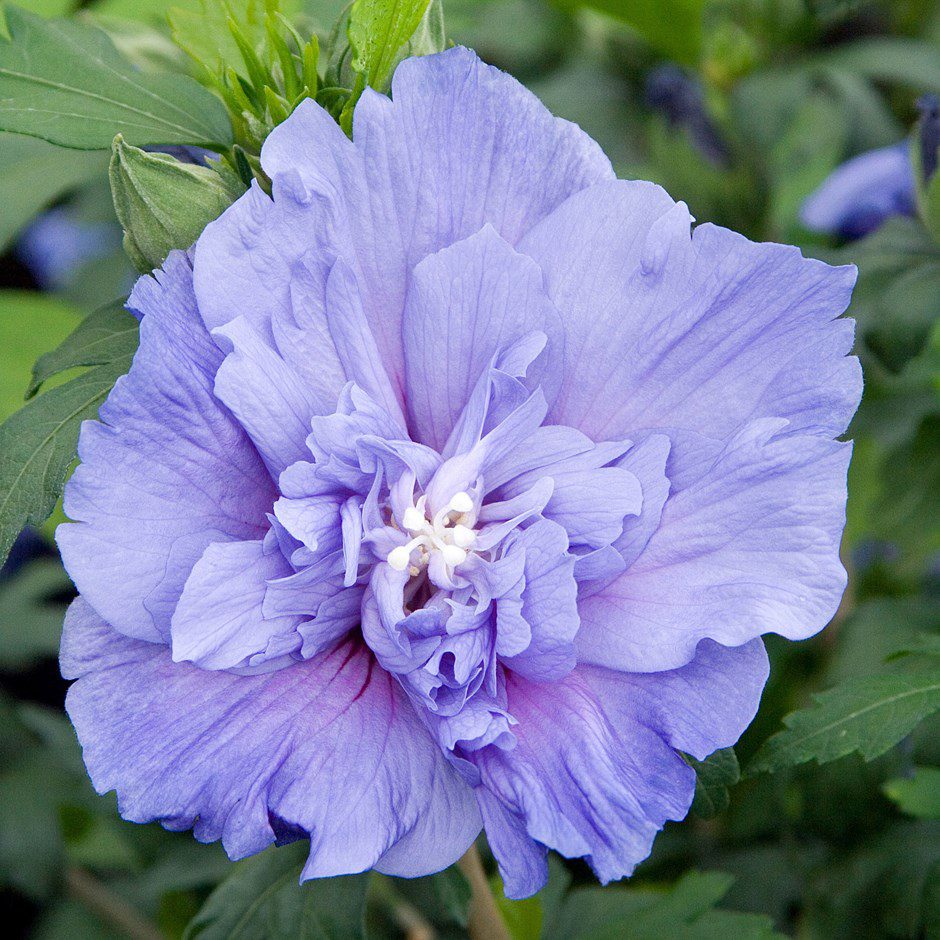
[109, 135, 243, 272]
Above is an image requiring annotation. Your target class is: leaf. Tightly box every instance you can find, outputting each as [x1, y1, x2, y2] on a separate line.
[559, 0, 705, 66]
[748, 668, 940, 774]
[28, 302, 139, 399]
[546, 871, 781, 940]
[0, 557, 71, 668]
[184, 842, 369, 939]
[347, 0, 432, 93]
[816, 38, 940, 94]
[0, 133, 104, 253]
[883, 767, 940, 819]
[0, 355, 133, 567]
[0, 6, 233, 149]
[686, 748, 740, 819]
[0, 290, 83, 421]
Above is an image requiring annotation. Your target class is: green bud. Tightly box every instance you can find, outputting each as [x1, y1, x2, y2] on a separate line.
[109, 135, 244, 272]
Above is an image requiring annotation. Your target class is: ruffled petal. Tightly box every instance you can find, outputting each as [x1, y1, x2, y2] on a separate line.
[518, 180, 862, 460]
[402, 225, 562, 451]
[213, 316, 324, 477]
[475, 638, 768, 898]
[61, 599, 481, 878]
[170, 538, 301, 672]
[577, 420, 851, 672]
[258, 46, 613, 393]
[57, 252, 273, 643]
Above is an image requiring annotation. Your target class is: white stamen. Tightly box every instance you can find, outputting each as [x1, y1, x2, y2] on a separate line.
[441, 544, 467, 567]
[387, 545, 412, 571]
[452, 524, 476, 548]
[401, 506, 425, 532]
[448, 491, 474, 514]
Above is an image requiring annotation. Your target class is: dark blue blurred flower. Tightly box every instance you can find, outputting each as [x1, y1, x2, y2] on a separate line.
[16, 207, 121, 290]
[644, 64, 729, 166]
[0, 528, 51, 582]
[917, 94, 939, 185]
[801, 142, 916, 240]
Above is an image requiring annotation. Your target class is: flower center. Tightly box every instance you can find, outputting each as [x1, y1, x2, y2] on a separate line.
[386, 491, 477, 575]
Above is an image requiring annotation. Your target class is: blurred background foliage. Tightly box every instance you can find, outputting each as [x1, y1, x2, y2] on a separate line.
[0, 0, 938, 938]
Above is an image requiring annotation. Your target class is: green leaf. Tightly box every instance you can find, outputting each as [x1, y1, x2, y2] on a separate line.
[559, 0, 705, 66]
[0, 557, 71, 668]
[0, 290, 83, 421]
[546, 871, 781, 940]
[347, 0, 432, 93]
[883, 767, 940, 819]
[28, 302, 139, 399]
[0, 133, 104, 253]
[816, 38, 940, 94]
[184, 842, 369, 939]
[748, 668, 940, 774]
[686, 747, 740, 819]
[109, 135, 241, 270]
[0, 355, 133, 566]
[0, 5, 233, 149]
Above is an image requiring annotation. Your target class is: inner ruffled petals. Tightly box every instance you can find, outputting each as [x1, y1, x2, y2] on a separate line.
[242, 344, 656, 758]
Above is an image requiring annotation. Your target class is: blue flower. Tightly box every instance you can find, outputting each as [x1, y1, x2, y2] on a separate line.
[800, 141, 916, 239]
[57, 48, 861, 898]
[16, 207, 120, 290]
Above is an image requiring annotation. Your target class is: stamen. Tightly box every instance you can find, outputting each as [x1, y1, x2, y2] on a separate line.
[441, 544, 467, 567]
[387, 545, 412, 571]
[402, 506, 425, 531]
[452, 524, 476, 548]
[448, 491, 474, 514]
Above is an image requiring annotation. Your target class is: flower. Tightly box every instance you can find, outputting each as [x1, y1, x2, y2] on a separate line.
[800, 141, 916, 240]
[57, 47, 861, 898]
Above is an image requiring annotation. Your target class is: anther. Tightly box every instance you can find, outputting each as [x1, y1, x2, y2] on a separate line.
[448, 491, 474, 514]
[441, 544, 468, 567]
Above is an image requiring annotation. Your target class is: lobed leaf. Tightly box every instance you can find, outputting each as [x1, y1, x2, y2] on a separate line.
[0, 6, 233, 149]
[686, 747, 740, 819]
[748, 668, 940, 774]
[28, 301, 139, 399]
[184, 842, 369, 939]
[0, 355, 133, 567]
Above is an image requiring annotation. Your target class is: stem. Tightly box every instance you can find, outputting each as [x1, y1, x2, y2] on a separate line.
[457, 844, 511, 940]
[66, 867, 164, 940]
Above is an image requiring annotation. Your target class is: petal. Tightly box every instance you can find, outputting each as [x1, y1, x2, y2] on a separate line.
[475, 638, 768, 898]
[213, 316, 324, 478]
[170, 539, 301, 672]
[577, 420, 851, 672]
[193, 180, 347, 407]
[518, 180, 862, 456]
[61, 598, 481, 878]
[259, 47, 613, 393]
[500, 519, 579, 682]
[57, 252, 273, 643]
[402, 225, 562, 451]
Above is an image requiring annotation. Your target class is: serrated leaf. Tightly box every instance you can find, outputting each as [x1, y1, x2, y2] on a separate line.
[687, 748, 740, 819]
[748, 669, 940, 774]
[0, 6, 233, 149]
[184, 842, 369, 939]
[348, 0, 431, 92]
[0, 355, 133, 566]
[883, 767, 940, 819]
[0, 133, 104, 253]
[0, 557, 71, 668]
[559, 0, 704, 66]
[28, 302, 139, 399]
